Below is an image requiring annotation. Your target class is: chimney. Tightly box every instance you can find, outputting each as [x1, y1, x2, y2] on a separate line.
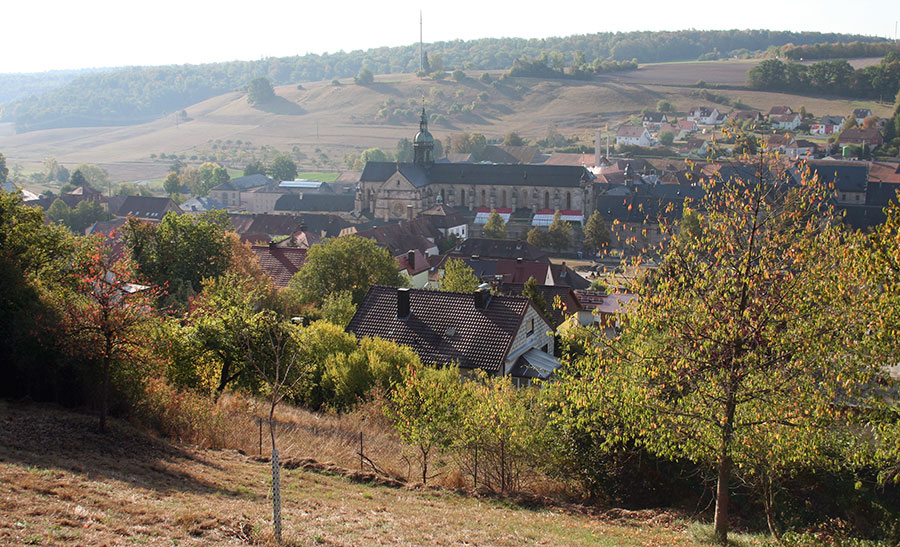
[516, 257, 523, 264]
[397, 288, 411, 320]
[473, 287, 491, 310]
[407, 250, 416, 270]
[407, 204, 414, 221]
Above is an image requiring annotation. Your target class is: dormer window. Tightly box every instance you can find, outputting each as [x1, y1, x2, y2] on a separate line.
[527, 318, 534, 335]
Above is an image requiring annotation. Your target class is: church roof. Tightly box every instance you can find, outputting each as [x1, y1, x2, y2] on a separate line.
[360, 162, 593, 189]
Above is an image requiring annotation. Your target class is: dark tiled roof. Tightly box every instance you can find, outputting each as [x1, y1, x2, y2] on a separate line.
[805, 161, 868, 193]
[347, 286, 531, 373]
[356, 222, 437, 256]
[479, 145, 539, 164]
[117, 196, 180, 219]
[274, 193, 355, 213]
[550, 263, 591, 290]
[642, 112, 667, 123]
[447, 238, 549, 263]
[251, 246, 307, 289]
[361, 162, 593, 189]
[222, 174, 274, 191]
[86, 217, 129, 236]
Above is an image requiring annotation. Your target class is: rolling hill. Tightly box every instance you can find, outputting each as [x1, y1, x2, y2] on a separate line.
[0, 61, 893, 184]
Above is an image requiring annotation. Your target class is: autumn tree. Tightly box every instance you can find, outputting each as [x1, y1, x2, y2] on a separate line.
[584, 148, 877, 542]
[482, 210, 507, 239]
[289, 235, 406, 306]
[440, 257, 480, 292]
[59, 240, 157, 432]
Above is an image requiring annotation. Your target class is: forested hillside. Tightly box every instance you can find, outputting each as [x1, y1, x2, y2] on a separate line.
[1, 29, 886, 133]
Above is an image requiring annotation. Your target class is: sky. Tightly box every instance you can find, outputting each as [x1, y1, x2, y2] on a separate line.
[2, 0, 899, 74]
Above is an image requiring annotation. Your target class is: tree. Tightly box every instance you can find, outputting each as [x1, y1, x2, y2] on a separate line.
[0, 152, 7, 184]
[657, 100, 673, 113]
[243, 160, 266, 177]
[522, 276, 548, 318]
[592, 148, 876, 542]
[354, 67, 374, 85]
[503, 132, 525, 146]
[46, 198, 71, 226]
[73, 164, 109, 189]
[163, 172, 181, 195]
[482, 210, 507, 239]
[583, 211, 610, 255]
[289, 235, 406, 306]
[69, 169, 88, 188]
[526, 226, 549, 249]
[60, 240, 157, 432]
[196, 162, 229, 196]
[440, 258, 480, 292]
[268, 154, 298, 182]
[546, 211, 571, 251]
[122, 211, 232, 305]
[388, 364, 466, 484]
[658, 131, 675, 146]
[452, 69, 466, 82]
[395, 138, 414, 162]
[247, 77, 275, 104]
[862, 115, 880, 129]
[320, 290, 356, 328]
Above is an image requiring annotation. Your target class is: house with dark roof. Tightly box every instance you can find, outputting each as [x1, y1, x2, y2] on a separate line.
[500, 283, 586, 327]
[115, 196, 181, 220]
[274, 193, 356, 214]
[811, 116, 845, 135]
[687, 106, 720, 125]
[250, 245, 307, 289]
[641, 112, 669, 130]
[348, 286, 559, 383]
[802, 161, 869, 205]
[210, 174, 275, 207]
[446, 238, 549, 263]
[180, 196, 227, 213]
[854, 109, 874, 125]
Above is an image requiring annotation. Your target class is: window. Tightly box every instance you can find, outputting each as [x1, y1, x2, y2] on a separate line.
[502, 190, 507, 208]
[544, 191, 549, 209]
[460, 189, 466, 206]
[566, 192, 571, 210]
[527, 318, 534, 335]
[481, 189, 486, 207]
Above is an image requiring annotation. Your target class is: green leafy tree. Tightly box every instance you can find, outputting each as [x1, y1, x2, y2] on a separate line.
[583, 210, 610, 254]
[657, 100, 673, 113]
[163, 172, 181, 196]
[502, 132, 525, 146]
[320, 289, 357, 328]
[526, 226, 549, 249]
[659, 131, 675, 146]
[590, 149, 876, 542]
[522, 276, 548, 318]
[69, 169, 88, 188]
[122, 211, 232, 305]
[354, 67, 374, 85]
[243, 160, 266, 177]
[547, 211, 571, 251]
[73, 164, 109, 189]
[46, 198, 71, 226]
[289, 235, 406, 306]
[395, 138, 414, 162]
[482, 210, 507, 239]
[195, 162, 229, 196]
[246, 77, 275, 104]
[388, 364, 466, 484]
[0, 152, 8, 183]
[268, 154, 298, 182]
[440, 258, 480, 292]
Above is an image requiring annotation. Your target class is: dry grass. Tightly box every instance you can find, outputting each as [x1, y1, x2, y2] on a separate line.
[0, 400, 730, 546]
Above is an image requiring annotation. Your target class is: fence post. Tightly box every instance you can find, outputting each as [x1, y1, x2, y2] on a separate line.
[473, 444, 478, 490]
[359, 431, 363, 471]
[272, 448, 282, 544]
[258, 418, 263, 456]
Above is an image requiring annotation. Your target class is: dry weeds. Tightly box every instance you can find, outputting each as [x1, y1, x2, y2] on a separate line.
[0, 400, 710, 546]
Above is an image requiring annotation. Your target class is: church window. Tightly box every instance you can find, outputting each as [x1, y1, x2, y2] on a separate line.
[544, 191, 550, 209]
[502, 190, 507, 208]
[460, 189, 466, 206]
[481, 189, 486, 207]
[566, 192, 572, 210]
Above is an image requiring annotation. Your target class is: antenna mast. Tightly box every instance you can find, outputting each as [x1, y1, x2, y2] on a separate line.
[419, 11, 424, 72]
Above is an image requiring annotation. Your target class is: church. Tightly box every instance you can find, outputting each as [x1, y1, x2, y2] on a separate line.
[355, 110, 596, 223]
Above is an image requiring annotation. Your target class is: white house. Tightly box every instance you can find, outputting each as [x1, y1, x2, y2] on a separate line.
[771, 113, 802, 131]
[687, 106, 720, 125]
[616, 125, 653, 147]
[810, 116, 845, 135]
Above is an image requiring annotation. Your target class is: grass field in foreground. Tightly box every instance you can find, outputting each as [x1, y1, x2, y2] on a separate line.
[0, 401, 771, 546]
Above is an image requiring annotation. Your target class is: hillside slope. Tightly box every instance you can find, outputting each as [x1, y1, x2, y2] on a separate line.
[0, 401, 705, 546]
[0, 62, 891, 183]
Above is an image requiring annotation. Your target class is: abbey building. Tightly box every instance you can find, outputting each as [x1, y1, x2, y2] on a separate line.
[355, 109, 596, 222]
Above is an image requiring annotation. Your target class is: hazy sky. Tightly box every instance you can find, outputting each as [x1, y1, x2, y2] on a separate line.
[2, 0, 899, 74]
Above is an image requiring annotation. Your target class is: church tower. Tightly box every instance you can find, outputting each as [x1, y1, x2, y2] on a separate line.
[413, 107, 434, 167]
